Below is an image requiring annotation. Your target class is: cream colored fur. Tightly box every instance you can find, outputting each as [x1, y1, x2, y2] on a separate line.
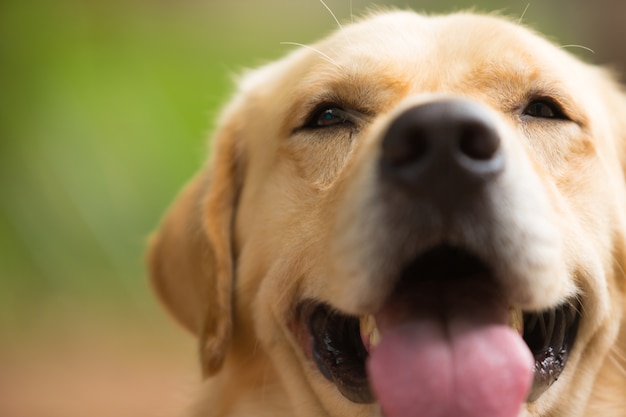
[149, 10, 626, 417]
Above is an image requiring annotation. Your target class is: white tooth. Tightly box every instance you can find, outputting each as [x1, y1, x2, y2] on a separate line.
[360, 315, 381, 349]
[509, 308, 524, 335]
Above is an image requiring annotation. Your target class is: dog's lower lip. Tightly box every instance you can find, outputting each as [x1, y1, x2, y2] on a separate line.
[524, 301, 581, 401]
[301, 301, 579, 404]
[296, 248, 581, 405]
[306, 304, 373, 403]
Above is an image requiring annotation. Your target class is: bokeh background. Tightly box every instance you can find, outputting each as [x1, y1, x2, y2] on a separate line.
[1, 0, 625, 416]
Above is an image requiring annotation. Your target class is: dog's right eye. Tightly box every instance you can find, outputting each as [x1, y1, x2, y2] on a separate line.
[305, 106, 360, 129]
[522, 98, 568, 120]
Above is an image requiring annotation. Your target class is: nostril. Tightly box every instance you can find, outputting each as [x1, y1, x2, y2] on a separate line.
[382, 128, 430, 167]
[459, 124, 500, 161]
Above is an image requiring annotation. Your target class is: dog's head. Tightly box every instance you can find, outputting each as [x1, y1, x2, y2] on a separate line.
[148, 11, 626, 417]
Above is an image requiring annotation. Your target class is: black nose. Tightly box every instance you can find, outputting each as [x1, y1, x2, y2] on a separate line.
[380, 99, 504, 200]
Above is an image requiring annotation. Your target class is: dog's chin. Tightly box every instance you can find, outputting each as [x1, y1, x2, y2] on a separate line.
[291, 244, 581, 408]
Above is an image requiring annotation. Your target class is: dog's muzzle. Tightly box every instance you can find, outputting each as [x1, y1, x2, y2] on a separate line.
[293, 99, 580, 417]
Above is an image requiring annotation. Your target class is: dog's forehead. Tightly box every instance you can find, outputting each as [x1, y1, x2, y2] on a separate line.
[260, 11, 593, 123]
[328, 12, 556, 62]
[300, 12, 584, 95]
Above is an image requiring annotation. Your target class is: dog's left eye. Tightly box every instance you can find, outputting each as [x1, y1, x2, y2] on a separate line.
[306, 106, 358, 129]
[523, 99, 568, 120]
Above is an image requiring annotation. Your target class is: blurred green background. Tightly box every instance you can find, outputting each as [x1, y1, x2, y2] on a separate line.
[0, 0, 623, 416]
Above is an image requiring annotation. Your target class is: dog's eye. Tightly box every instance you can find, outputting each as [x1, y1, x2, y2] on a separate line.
[523, 99, 567, 120]
[306, 106, 357, 129]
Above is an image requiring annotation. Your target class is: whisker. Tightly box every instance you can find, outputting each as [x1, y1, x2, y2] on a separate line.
[350, 0, 354, 23]
[571, 294, 584, 317]
[518, 3, 530, 24]
[279, 42, 341, 68]
[319, 0, 342, 29]
[561, 44, 596, 55]
[317, 0, 354, 49]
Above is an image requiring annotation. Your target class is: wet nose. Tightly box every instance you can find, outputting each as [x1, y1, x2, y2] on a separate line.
[380, 99, 504, 201]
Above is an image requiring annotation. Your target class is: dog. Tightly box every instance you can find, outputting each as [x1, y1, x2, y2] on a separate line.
[148, 10, 626, 417]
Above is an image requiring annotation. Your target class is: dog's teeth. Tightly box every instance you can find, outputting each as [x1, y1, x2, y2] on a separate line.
[360, 310, 521, 348]
[509, 308, 524, 335]
[359, 315, 381, 350]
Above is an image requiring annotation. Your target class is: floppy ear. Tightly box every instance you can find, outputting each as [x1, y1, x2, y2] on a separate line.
[147, 120, 241, 377]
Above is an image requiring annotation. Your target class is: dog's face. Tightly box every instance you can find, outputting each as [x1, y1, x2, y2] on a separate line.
[149, 11, 626, 417]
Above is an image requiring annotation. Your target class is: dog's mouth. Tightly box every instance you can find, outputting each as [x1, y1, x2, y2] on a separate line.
[294, 245, 580, 409]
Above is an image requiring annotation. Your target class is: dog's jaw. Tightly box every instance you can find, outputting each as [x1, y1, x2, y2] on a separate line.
[293, 96, 583, 416]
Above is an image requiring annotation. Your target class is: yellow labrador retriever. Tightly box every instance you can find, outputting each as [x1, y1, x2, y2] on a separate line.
[148, 10, 626, 417]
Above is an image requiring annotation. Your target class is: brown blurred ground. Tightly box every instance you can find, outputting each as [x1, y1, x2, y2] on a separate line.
[0, 303, 197, 417]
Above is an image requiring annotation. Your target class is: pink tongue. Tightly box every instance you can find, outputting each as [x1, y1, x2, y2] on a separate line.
[368, 292, 534, 417]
